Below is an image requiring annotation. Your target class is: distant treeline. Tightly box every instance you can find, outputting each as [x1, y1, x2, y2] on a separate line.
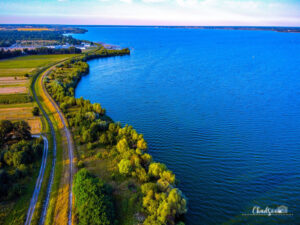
[0, 47, 81, 60]
[0, 24, 87, 34]
[0, 49, 22, 59]
[0, 30, 81, 47]
[24, 47, 82, 55]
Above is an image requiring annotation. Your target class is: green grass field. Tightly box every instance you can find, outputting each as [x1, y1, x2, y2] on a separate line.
[0, 55, 77, 77]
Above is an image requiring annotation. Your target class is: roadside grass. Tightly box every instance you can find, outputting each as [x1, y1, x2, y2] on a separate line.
[44, 130, 64, 225]
[53, 129, 70, 225]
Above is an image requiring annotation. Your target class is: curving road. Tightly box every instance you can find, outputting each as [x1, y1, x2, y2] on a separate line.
[34, 62, 75, 225]
[29, 61, 74, 225]
[39, 63, 75, 225]
[25, 135, 49, 225]
[31, 64, 58, 225]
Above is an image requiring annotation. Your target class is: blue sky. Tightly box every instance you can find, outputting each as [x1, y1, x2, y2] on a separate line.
[0, 0, 299, 26]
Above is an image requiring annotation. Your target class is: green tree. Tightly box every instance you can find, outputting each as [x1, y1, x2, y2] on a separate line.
[137, 138, 147, 150]
[99, 133, 108, 145]
[13, 121, 31, 141]
[118, 159, 132, 175]
[148, 162, 167, 178]
[116, 138, 129, 153]
[32, 106, 40, 116]
[73, 169, 115, 225]
[0, 120, 13, 146]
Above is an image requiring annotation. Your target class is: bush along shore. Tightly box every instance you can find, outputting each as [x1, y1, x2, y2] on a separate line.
[45, 46, 187, 225]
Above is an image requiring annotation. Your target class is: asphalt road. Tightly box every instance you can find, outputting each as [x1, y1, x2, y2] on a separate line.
[24, 135, 48, 225]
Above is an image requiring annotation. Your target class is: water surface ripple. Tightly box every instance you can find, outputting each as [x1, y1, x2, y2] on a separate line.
[74, 27, 300, 224]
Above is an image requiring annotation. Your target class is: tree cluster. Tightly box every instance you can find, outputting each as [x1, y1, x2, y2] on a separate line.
[0, 49, 23, 59]
[0, 30, 81, 47]
[0, 120, 43, 200]
[0, 120, 31, 147]
[45, 47, 186, 224]
[113, 128, 187, 225]
[73, 169, 116, 225]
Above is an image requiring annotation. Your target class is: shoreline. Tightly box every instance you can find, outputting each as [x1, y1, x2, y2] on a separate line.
[44, 46, 187, 224]
[72, 25, 300, 33]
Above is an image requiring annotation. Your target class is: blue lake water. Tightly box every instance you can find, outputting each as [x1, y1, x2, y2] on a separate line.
[73, 27, 300, 224]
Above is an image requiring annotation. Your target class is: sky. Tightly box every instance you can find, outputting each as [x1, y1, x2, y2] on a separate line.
[0, 0, 300, 26]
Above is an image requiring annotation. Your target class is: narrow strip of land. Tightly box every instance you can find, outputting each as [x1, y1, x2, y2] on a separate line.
[39, 62, 75, 225]
[31, 61, 75, 225]
[25, 135, 49, 225]
[31, 64, 58, 225]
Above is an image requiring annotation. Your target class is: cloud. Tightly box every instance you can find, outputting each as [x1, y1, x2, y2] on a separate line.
[142, 0, 169, 3]
[176, 0, 197, 7]
[120, 0, 132, 3]
[1, 0, 300, 26]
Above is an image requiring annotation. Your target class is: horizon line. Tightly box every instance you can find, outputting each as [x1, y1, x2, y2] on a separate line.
[1, 24, 300, 28]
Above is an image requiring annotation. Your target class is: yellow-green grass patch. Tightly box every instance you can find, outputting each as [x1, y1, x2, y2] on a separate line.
[0, 102, 34, 109]
[0, 55, 78, 69]
[0, 68, 35, 77]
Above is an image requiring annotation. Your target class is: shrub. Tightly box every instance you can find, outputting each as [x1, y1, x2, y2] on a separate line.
[77, 160, 84, 168]
[87, 142, 93, 150]
[96, 152, 103, 159]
